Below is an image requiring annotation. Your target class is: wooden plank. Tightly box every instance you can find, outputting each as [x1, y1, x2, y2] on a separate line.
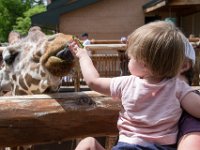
[189, 37, 200, 42]
[144, 1, 166, 13]
[169, 0, 200, 6]
[0, 91, 120, 147]
[91, 40, 121, 44]
[0, 44, 127, 54]
[85, 44, 127, 51]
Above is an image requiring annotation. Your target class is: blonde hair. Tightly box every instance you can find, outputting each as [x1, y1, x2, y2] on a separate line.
[127, 21, 185, 78]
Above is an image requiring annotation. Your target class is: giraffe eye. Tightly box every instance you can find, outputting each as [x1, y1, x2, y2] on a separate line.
[3, 52, 19, 65]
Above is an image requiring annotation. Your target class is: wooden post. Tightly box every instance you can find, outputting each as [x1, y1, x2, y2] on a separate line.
[74, 59, 81, 92]
[117, 50, 129, 76]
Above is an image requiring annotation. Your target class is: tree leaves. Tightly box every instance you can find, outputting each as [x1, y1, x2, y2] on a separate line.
[0, 0, 46, 42]
[13, 5, 46, 36]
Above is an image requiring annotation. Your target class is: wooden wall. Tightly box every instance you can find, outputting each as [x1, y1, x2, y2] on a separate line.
[59, 0, 148, 40]
[181, 12, 200, 37]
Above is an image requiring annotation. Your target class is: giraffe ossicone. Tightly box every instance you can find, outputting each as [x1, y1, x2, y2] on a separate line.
[0, 26, 75, 96]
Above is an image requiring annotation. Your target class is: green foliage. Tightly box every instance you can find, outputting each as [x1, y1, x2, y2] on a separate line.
[0, 0, 46, 42]
[13, 5, 46, 36]
[0, 0, 27, 42]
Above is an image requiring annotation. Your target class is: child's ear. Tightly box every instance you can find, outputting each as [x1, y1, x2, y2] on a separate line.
[180, 59, 192, 74]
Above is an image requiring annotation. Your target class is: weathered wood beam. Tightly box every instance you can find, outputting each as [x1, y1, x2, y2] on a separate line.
[169, 0, 200, 6]
[189, 37, 200, 43]
[144, 1, 167, 13]
[0, 44, 127, 55]
[0, 91, 120, 147]
[85, 44, 127, 51]
[91, 40, 121, 44]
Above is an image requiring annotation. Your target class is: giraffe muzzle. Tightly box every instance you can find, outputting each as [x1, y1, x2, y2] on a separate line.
[56, 47, 74, 62]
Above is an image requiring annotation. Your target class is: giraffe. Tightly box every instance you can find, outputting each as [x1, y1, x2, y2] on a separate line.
[0, 26, 75, 96]
[0, 26, 76, 149]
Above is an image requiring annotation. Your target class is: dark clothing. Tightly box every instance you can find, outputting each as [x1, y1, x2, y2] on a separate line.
[112, 142, 176, 150]
[178, 90, 200, 139]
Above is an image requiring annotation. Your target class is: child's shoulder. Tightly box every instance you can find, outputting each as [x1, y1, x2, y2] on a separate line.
[113, 75, 136, 80]
[111, 75, 137, 86]
[173, 77, 192, 86]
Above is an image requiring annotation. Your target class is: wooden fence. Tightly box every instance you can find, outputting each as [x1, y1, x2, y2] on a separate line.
[0, 40, 199, 148]
[0, 91, 120, 147]
[61, 44, 129, 90]
[61, 40, 200, 90]
[190, 37, 200, 86]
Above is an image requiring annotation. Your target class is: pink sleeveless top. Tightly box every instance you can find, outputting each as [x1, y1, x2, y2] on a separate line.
[110, 75, 193, 145]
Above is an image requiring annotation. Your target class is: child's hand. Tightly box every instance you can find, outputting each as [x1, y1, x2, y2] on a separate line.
[69, 41, 88, 59]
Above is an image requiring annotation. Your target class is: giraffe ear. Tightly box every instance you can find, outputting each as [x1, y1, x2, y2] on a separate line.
[28, 26, 46, 43]
[8, 31, 20, 45]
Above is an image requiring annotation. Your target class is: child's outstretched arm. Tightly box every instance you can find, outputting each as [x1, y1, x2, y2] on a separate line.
[181, 92, 200, 118]
[69, 42, 111, 96]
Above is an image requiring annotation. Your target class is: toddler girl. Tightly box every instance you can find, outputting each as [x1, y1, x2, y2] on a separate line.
[70, 21, 200, 150]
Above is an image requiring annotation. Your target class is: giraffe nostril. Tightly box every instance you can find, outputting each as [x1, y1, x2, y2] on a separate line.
[56, 47, 74, 62]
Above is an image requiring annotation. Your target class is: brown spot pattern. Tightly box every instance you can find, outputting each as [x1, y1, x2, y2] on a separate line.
[32, 55, 40, 63]
[18, 76, 28, 91]
[12, 74, 16, 81]
[25, 74, 40, 87]
[40, 70, 46, 77]
[15, 87, 28, 95]
[31, 89, 41, 94]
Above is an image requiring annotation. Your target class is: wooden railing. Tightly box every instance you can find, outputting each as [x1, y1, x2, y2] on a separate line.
[193, 46, 200, 85]
[189, 37, 200, 85]
[0, 91, 120, 147]
[61, 40, 200, 89]
[61, 44, 129, 90]
[0, 40, 199, 147]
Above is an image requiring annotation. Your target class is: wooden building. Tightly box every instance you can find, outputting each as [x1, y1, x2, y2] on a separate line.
[143, 0, 200, 37]
[32, 0, 200, 39]
[31, 0, 148, 39]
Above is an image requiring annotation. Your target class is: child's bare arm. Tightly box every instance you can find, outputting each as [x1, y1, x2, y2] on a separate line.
[69, 42, 111, 96]
[78, 52, 111, 95]
[181, 92, 200, 118]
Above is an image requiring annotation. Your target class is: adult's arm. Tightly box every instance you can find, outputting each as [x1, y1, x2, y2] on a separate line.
[181, 92, 200, 118]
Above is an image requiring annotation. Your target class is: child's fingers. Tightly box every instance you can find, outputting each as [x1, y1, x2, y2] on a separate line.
[69, 41, 76, 48]
[73, 39, 80, 47]
[73, 45, 79, 53]
[69, 40, 87, 58]
[72, 36, 84, 48]
[69, 42, 78, 55]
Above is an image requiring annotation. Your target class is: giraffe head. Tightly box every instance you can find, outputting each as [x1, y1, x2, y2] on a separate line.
[0, 26, 75, 95]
